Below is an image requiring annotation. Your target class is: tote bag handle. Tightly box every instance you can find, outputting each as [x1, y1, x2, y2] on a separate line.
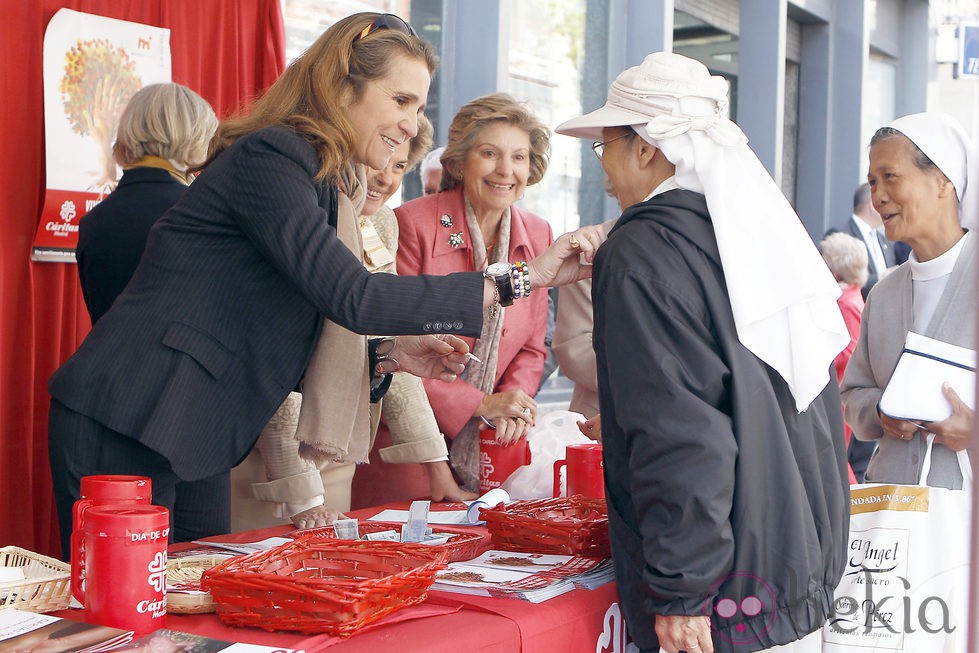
[919, 431, 973, 487]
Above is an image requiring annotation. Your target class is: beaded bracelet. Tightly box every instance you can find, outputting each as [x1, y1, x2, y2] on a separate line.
[510, 261, 531, 299]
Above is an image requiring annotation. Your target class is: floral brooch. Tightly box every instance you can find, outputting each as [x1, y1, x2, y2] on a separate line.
[448, 232, 464, 248]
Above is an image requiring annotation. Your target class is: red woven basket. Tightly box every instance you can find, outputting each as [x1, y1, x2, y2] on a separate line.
[200, 539, 447, 636]
[479, 495, 610, 558]
[290, 521, 483, 563]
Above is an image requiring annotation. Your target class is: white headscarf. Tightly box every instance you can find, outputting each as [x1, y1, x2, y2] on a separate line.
[883, 112, 978, 230]
[557, 52, 849, 411]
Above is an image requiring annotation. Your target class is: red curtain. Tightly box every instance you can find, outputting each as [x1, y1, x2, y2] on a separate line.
[0, 0, 285, 559]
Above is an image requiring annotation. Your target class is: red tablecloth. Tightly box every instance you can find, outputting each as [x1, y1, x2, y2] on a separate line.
[59, 503, 623, 652]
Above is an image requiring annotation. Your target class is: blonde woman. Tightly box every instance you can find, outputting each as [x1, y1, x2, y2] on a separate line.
[76, 83, 217, 324]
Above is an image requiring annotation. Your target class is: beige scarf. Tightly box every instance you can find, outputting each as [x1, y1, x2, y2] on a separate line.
[295, 163, 379, 463]
[450, 199, 510, 491]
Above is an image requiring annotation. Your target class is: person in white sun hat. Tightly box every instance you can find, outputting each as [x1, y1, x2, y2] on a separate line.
[555, 51, 851, 653]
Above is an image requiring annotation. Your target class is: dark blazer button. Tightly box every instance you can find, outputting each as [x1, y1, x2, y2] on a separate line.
[453, 321, 463, 330]
[423, 322, 433, 332]
[433, 321, 443, 330]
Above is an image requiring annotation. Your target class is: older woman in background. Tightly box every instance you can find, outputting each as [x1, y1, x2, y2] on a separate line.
[841, 112, 977, 489]
[820, 232, 869, 385]
[353, 93, 553, 502]
[360, 117, 475, 503]
[820, 231, 869, 484]
[77, 83, 217, 324]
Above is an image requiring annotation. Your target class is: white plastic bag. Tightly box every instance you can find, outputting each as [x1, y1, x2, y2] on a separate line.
[501, 410, 593, 500]
[823, 434, 972, 651]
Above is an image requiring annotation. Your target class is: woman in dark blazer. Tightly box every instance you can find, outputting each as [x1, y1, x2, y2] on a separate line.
[76, 83, 217, 324]
[48, 12, 603, 555]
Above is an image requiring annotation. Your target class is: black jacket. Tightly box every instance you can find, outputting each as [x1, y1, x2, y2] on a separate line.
[76, 167, 188, 323]
[593, 190, 849, 652]
[50, 127, 484, 481]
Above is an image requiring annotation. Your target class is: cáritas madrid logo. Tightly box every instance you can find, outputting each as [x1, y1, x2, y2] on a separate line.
[46, 199, 79, 237]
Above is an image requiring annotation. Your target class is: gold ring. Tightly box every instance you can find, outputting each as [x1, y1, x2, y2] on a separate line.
[569, 233, 580, 249]
[522, 407, 531, 415]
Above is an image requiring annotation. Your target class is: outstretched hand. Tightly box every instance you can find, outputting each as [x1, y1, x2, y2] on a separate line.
[393, 334, 470, 382]
[527, 224, 608, 289]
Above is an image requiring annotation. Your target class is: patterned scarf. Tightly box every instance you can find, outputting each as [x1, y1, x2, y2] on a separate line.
[450, 198, 511, 490]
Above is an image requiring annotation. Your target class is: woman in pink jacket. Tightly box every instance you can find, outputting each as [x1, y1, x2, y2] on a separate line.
[352, 93, 553, 501]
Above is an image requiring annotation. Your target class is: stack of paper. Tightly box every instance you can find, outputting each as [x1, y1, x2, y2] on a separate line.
[0, 610, 293, 653]
[431, 550, 614, 603]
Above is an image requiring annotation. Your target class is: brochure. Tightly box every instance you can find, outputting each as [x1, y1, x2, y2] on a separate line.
[0, 610, 293, 653]
[431, 550, 614, 602]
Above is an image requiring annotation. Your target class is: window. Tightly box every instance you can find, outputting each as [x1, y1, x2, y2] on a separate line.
[503, 0, 586, 234]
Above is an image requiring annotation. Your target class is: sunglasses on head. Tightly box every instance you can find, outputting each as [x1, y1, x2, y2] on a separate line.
[353, 13, 417, 44]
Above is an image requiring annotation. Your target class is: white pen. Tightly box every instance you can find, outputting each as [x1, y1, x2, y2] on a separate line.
[466, 353, 482, 364]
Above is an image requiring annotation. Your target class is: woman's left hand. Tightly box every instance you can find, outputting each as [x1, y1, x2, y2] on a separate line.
[921, 383, 974, 452]
[393, 335, 470, 382]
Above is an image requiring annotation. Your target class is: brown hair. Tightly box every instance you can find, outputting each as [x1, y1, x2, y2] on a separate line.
[406, 113, 434, 172]
[202, 12, 437, 182]
[438, 92, 550, 192]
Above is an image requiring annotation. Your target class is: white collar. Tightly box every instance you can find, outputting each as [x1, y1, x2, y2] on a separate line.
[642, 176, 682, 202]
[909, 231, 970, 281]
[852, 215, 877, 239]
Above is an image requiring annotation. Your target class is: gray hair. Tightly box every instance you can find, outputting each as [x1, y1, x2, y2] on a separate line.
[820, 232, 869, 287]
[420, 146, 444, 179]
[406, 114, 434, 172]
[113, 83, 218, 171]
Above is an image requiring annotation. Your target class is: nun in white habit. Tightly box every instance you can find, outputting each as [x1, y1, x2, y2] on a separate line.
[556, 52, 851, 653]
[842, 112, 977, 490]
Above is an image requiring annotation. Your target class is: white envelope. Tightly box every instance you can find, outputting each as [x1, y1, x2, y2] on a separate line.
[878, 331, 976, 422]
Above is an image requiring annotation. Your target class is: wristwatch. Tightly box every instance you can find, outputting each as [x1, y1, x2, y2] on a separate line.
[484, 262, 515, 306]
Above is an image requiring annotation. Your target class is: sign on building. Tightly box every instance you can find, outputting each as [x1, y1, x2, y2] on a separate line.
[956, 23, 979, 79]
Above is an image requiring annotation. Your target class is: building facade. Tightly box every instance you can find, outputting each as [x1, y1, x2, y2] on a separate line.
[282, 0, 974, 240]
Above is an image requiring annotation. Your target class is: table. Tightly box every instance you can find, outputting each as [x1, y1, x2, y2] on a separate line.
[59, 504, 625, 653]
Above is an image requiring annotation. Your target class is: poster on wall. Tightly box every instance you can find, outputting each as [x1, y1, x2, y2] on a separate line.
[31, 8, 171, 263]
